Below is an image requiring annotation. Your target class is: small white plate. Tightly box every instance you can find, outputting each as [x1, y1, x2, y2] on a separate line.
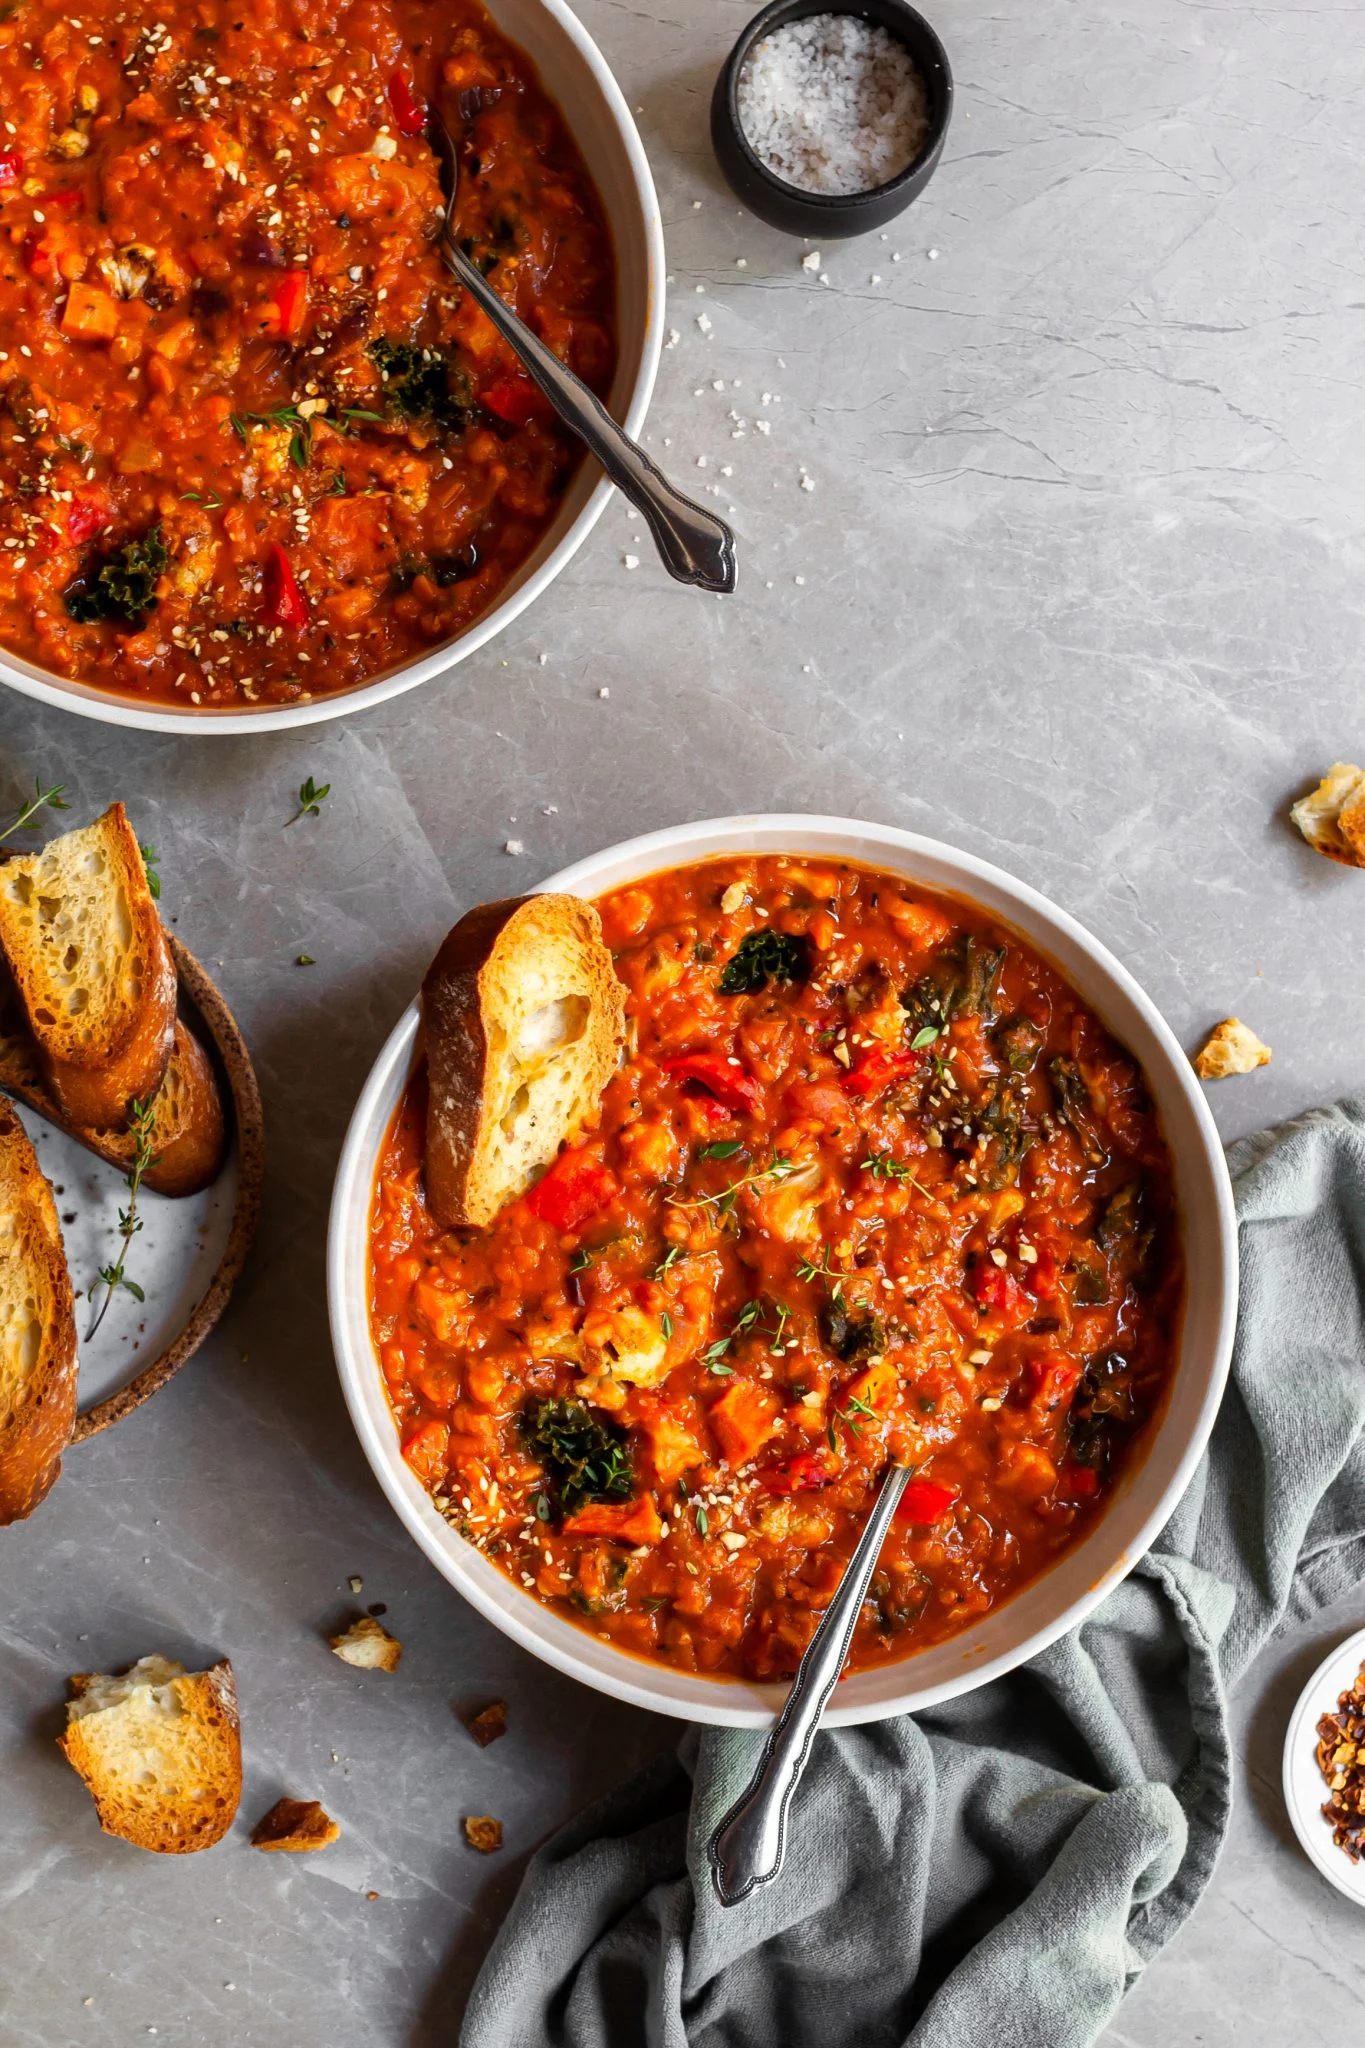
[1282, 1622, 1365, 1906]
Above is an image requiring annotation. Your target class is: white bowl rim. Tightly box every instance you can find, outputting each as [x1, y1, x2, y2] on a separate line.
[0, 0, 662, 738]
[1281, 1620, 1365, 1908]
[327, 812, 1240, 1727]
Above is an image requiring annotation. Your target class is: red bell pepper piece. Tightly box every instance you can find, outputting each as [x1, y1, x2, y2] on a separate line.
[0, 146, 21, 187]
[840, 1046, 920, 1100]
[972, 1260, 1024, 1317]
[262, 544, 308, 629]
[386, 69, 427, 137]
[481, 376, 549, 427]
[46, 186, 84, 213]
[1022, 1243, 1061, 1299]
[1058, 1458, 1101, 1501]
[895, 1476, 959, 1526]
[1023, 1351, 1082, 1413]
[270, 268, 310, 339]
[663, 1052, 761, 1116]
[757, 1451, 828, 1495]
[525, 1148, 616, 1232]
[66, 493, 110, 547]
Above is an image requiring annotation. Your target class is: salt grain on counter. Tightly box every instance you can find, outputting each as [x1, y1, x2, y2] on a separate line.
[738, 14, 929, 197]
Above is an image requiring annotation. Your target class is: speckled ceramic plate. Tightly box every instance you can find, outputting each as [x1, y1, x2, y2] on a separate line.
[1283, 1622, 1365, 1907]
[7, 938, 264, 1439]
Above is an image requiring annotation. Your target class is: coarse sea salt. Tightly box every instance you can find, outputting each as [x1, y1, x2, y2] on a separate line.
[737, 13, 929, 198]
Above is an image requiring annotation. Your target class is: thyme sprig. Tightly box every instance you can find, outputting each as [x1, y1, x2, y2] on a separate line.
[828, 1391, 878, 1450]
[286, 776, 331, 826]
[667, 1152, 795, 1221]
[86, 1096, 159, 1340]
[0, 779, 68, 841]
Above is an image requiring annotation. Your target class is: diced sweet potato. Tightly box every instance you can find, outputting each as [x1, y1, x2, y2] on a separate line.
[401, 1417, 448, 1486]
[61, 281, 119, 343]
[639, 1406, 703, 1486]
[709, 1380, 781, 1469]
[561, 1495, 664, 1544]
[843, 1358, 899, 1412]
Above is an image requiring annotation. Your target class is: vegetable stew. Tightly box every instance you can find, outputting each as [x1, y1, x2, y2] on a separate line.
[369, 857, 1184, 1683]
[0, 0, 615, 709]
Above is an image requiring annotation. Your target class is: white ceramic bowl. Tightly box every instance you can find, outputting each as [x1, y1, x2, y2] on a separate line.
[1282, 1622, 1365, 1907]
[0, 0, 662, 737]
[328, 814, 1239, 1727]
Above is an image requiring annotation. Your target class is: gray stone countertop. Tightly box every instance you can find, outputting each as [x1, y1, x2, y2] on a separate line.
[3, 0, 1365, 2041]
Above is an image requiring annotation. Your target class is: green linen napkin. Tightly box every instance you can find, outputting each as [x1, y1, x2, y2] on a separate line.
[461, 1101, 1365, 2048]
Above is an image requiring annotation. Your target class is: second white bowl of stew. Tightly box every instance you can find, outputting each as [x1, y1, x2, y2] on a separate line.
[330, 815, 1238, 1726]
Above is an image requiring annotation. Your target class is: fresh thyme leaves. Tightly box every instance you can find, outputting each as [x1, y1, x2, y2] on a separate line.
[86, 1096, 159, 1341]
[909, 1024, 942, 1050]
[520, 1397, 632, 1516]
[668, 1153, 795, 1221]
[660, 1311, 673, 1340]
[139, 842, 161, 901]
[860, 1153, 932, 1196]
[569, 1247, 594, 1274]
[65, 525, 168, 626]
[0, 779, 67, 840]
[652, 1244, 685, 1279]
[180, 490, 223, 509]
[230, 405, 313, 468]
[286, 776, 331, 827]
[696, 1138, 744, 1161]
[295, 954, 316, 966]
[695, 1504, 709, 1536]
[718, 928, 811, 995]
[828, 1391, 878, 1449]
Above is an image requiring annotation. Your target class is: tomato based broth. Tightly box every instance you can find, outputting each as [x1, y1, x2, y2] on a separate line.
[369, 857, 1183, 1683]
[0, 0, 614, 709]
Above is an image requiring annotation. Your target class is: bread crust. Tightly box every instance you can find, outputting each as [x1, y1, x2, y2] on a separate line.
[422, 893, 625, 1230]
[0, 803, 177, 1129]
[0, 1006, 226, 1198]
[59, 1658, 242, 1853]
[251, 1797, 340, 1852]
[0, 1104, 78, 1524]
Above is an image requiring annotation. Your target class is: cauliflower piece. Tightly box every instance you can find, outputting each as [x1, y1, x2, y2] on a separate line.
[1194, 1019, 1271, 1081]
[581, 1305, 670, 1388]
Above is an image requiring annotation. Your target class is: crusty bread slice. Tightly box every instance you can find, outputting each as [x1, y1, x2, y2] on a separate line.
[0, 803, 177, 1129]
[59, 1654, 241, 1853]
[0, 1103, 78, 1524]
[0, 974, 225, 1197]
[422, 894, 625, 1230]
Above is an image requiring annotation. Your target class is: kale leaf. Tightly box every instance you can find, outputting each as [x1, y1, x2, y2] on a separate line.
[65, 525, 168, 627]
[719, 929, 812, 995]
[521, 1397, 632, 1516]
[369, 337, 473, 430]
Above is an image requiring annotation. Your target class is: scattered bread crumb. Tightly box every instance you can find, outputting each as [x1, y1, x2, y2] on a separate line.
[1290, 762, 1365, 867]
[465, 1815, 502, 1853]
[1194, 1018, 1271, 1079]
[251, 1798, 340, 1853]
[466, 1701, 508, 1748]
[328, 1616, 402, 1672]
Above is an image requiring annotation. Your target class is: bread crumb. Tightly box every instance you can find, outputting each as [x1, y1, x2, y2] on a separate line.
[1290, 762, 1365, 867]
[328, 1615, 402, 1671]
[466, 1700, 508, 1747]
[622, 554, 639, 570]
[802, 248, 821, 272]
[1194, 1018, 1271, 1080]
[251, 1798, 340, 1852]
[503, 839, 524, 856]
[465, 1814, 502, 1853]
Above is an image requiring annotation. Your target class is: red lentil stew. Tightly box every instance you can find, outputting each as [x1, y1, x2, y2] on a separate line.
[370, 856, 1184, 1683]
[0, 0, 615, 709]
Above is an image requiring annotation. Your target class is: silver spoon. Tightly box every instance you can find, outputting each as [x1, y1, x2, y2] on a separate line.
[426, 110, 738, 596]
[708, 1461, 912, 1907]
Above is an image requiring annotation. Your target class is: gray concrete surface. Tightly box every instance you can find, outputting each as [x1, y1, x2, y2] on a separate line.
[3, 0, 1364, 2040]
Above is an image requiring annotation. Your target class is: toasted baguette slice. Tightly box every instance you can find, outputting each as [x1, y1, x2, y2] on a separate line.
[0, 803, 177, 1129]
[0, 977, 226, 1197]
[59, 1655, 241, 1853]
[0, 1103, 78, 1524]
[422, 894, 625, 1230]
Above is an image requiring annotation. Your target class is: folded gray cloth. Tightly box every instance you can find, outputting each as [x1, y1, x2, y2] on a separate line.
[461, 1101, 1365, 2048]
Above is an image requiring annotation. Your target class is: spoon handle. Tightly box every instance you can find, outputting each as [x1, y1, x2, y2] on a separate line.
[437, 232, 737, 595]
[707, 1462, 912, 1908]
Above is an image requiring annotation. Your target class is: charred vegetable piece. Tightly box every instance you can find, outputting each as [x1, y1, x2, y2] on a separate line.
[1067, 1351, 1138, 1470]
[998, 1015, 1044, 1072]
[1095, 1179, 1142, 1251]
[369, 337, 473, 430]
[718, 929, 811, 995]
[975, 1078, 1033, 1189]
[942, 936, 1006, 1022]
[521, 1397, 632, 1515]
[1071, 1259, 1110, 1306]
[64, 525, 167, 625]
[1049, 1057, 1108, 1166]
[822, 1300, 885, 1363]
